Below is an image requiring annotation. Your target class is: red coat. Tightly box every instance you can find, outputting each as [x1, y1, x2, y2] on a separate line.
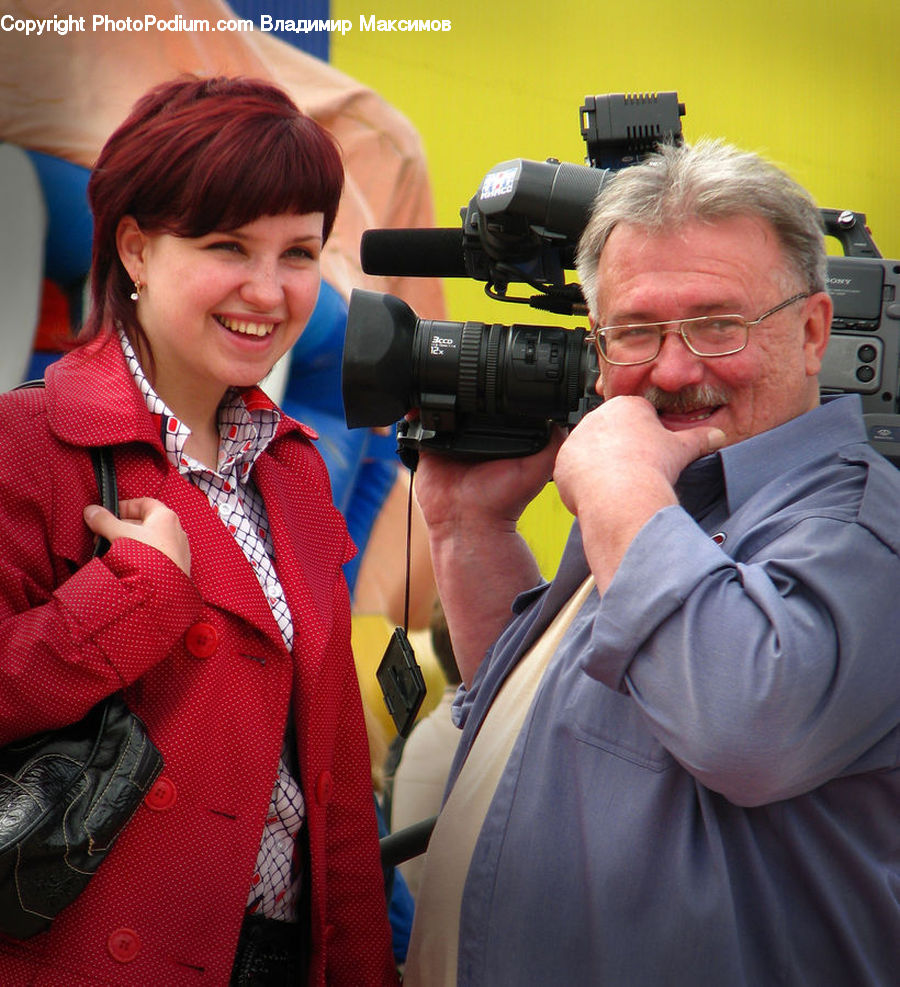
[0, 335, 398, 986]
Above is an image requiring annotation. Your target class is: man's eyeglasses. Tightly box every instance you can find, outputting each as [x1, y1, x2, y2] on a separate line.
[587, 292, 811, 367]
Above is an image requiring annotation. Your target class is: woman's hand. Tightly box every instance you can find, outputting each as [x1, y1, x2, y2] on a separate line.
[84, 498, 191, 576]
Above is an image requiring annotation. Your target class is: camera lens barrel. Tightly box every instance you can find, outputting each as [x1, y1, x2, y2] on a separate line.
[343, 289, 597, 458]
[412, 317, 590, 428]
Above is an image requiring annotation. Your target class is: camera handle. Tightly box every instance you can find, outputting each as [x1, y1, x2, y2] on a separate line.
[821, 208, 882, 259]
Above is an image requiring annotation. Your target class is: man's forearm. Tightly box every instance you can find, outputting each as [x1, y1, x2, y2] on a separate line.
[429, 523, 542, 687]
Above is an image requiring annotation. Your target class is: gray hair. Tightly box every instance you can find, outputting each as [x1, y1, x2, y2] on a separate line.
[575, 138, 827, 320]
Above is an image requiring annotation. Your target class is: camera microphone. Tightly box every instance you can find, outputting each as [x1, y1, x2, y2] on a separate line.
[361, 160, 611, 286]
[360, 227, 469, 278]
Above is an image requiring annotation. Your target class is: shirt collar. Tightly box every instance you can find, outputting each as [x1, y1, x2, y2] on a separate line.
[118, 330, 282, 475]
[677, 394, 867, 515]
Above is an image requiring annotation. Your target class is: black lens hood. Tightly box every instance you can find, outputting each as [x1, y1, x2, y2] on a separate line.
[342, 289, 417, 428]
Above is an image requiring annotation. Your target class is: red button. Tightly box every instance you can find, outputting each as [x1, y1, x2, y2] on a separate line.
[108, 927, 140, 962]
[144, 775, 177, 811]
[315, 771, 333, 806]
[185, 622, 218, 658]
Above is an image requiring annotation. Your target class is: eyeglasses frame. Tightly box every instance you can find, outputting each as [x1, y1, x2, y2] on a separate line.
[587, 292, 812, 367]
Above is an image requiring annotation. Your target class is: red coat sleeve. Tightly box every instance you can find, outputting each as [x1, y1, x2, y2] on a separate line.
[0, 405, 202, 742]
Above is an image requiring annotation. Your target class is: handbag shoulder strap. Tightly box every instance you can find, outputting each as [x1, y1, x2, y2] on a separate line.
[15, 379, 118, 556]
[89, 446, 118, 558]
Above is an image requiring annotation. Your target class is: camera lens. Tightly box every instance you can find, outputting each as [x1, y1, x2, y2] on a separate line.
[414, 320, 587, 425]
[342, 289, 598, 458]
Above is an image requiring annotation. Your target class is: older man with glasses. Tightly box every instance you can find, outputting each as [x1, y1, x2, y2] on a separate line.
[403, 139, 900, 987]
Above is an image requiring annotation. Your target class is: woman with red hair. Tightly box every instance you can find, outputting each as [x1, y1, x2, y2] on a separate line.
[0, 76, 397, 986]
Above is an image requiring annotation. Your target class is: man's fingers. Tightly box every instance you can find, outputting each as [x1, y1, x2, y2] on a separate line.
[686, 426, 727, 458]
[705, 428, 727, 453]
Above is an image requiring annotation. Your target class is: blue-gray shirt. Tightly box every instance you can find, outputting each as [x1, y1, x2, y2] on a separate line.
[448, 396, 900, 986]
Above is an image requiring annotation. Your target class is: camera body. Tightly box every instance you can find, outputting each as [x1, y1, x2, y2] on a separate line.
[343, 93, 900, 466]
[817, 211, 900, 462]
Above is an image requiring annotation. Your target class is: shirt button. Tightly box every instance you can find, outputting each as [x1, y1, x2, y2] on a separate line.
[144, 775, 177, 811]
[107, 927, 140, 962]
[315, 771, 334, 806]
[185, 622, 218, 658]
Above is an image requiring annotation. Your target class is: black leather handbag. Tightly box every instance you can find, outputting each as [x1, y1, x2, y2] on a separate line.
[0, 439, 164, 939]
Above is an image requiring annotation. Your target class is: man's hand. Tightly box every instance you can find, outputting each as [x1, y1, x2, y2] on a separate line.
[413, 431, 565, 686]
[84, 498, 191, 576]
[555, 396, 725, 507]
[554, 396, 725, 592]
[415, 428, 565, 535]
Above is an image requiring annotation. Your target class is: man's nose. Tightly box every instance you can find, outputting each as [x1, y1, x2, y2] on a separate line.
[648, 327, 705, 389]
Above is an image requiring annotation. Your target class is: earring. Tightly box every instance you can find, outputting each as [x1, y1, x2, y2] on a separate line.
[130, 280, 142, 302]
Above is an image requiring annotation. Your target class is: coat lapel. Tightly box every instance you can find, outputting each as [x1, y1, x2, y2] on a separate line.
[252, 435, 351, 669]
[163, 468, 289, 645]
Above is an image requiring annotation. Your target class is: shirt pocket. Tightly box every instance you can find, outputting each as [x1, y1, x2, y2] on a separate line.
[570, 672, 674, 772]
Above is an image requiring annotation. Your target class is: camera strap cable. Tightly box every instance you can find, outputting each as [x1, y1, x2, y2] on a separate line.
[374, 458, 427, 740]
[402, 463, 414, 633]
[376, 462, 439, 863]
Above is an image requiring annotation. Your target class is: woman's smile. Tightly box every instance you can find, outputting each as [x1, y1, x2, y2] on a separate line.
[214, 314, 279, 338]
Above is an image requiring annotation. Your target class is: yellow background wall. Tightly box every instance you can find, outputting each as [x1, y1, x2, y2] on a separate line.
[333, 0, 900, 574]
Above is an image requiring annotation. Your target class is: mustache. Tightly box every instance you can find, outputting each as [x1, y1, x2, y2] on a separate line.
[643, 385, 731, 414]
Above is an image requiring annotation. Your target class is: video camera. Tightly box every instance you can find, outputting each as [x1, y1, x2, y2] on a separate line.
[817, 210, 900, 463]
[342, 92, 900, 466]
